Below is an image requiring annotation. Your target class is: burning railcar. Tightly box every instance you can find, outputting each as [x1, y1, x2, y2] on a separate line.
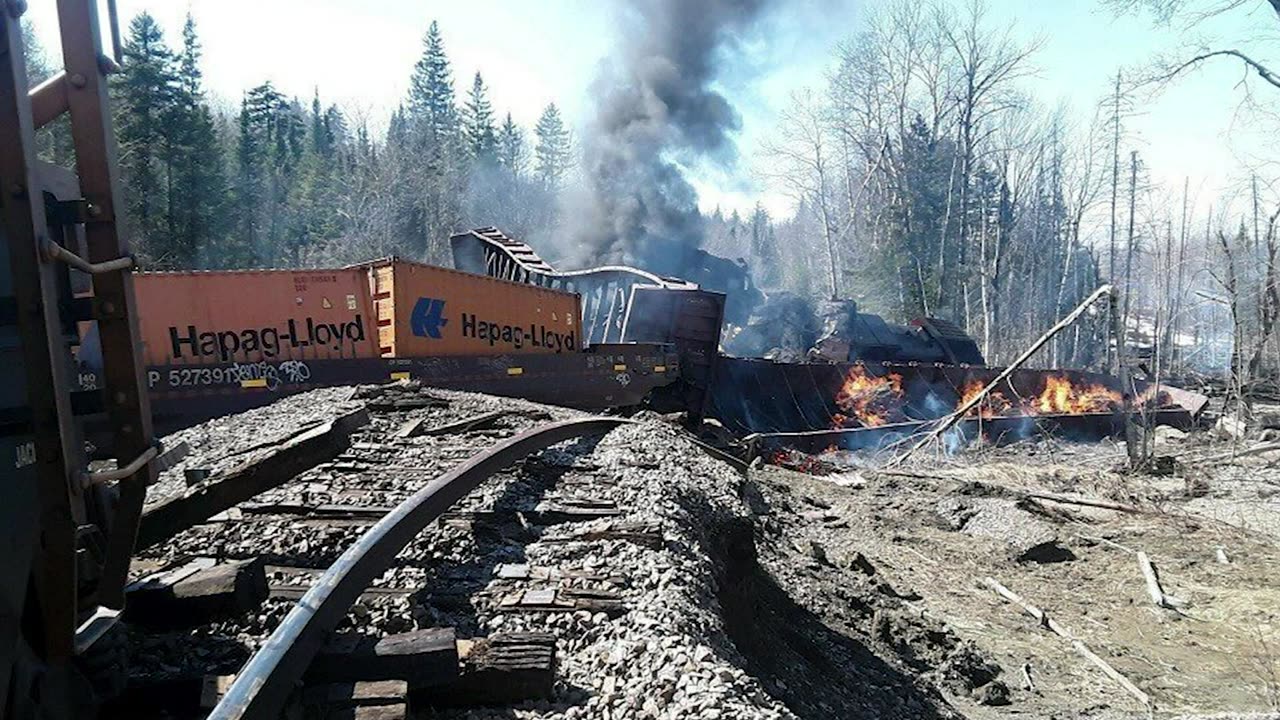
[453, 227, 1206, 451]
[77, 225, 1205, 444]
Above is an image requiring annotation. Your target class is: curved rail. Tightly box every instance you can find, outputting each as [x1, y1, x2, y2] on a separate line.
[208, 416, 628, 720]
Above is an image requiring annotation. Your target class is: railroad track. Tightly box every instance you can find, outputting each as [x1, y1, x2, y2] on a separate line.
[111, 384, 653, 719]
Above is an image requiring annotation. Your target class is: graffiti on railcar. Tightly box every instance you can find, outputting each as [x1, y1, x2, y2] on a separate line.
[146, 359, 314, 393]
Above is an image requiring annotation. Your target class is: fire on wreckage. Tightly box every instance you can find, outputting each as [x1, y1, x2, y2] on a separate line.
[83, 226, 1203, 447]
[831, 365, 1163, 429]
[450, 228, 1205, 452]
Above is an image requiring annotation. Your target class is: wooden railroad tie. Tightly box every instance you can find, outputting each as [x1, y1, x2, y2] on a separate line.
[137, 406, 370, 547]
[497, 587, 626, 616]
[415, 632, 557, 708]
[300, 630, 558, 713]
[307, 628, 460, 689]
[397, 410, 508, 439]
[124, 557, 267, 629]
[302, 680, 409, 720]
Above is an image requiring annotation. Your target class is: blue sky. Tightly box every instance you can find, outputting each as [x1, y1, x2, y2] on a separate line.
[27, 0, 1273, 218]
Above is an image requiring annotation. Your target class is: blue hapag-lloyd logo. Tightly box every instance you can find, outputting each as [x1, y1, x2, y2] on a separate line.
[411, 297, 448, 339]
[410, 296, 578, 352]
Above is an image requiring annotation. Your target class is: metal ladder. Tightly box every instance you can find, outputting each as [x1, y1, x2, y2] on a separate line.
[0, 1, 157, 715]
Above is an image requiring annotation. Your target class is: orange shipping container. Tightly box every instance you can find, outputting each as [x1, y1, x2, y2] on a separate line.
[133, 269, 380, 366]
[367, 259, 581, 357]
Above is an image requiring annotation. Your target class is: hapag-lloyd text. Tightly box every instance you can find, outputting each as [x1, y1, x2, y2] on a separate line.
[460, 312, 577, 352]
[168, 315, 366, 362]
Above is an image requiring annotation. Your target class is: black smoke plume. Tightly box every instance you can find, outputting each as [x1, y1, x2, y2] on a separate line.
[571, 0, 771, 278]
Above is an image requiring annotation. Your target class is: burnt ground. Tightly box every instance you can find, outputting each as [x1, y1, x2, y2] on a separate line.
[757, 427, 1280, 719]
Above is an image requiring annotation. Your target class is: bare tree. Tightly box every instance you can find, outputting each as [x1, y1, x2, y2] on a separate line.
[1108, 0, 1280, 92]
[760, 88, 841, 298]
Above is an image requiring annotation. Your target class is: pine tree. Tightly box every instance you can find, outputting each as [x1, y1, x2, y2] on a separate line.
[387, 105, 409, 149]
[296, 92, 348, 259]
[401, 20, 467, 262]
[116, 12, 180, 263]
[310, 89, 331, 157]
[749, 203, 780, 287]
[234, 82, 287, 266]
[534, 103, 570, 188]
[463, 72, 497, 163]
[169, 13, 227, 268]
[406, 21, 456, 142]
[497, 112, 526, 175]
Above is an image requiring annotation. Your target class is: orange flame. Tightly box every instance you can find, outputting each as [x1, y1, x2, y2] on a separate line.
[1035, 375, 1122, 414]
[959, 378, 1017, 419]
[960, 374, 1125, 418]
[833, 366, 904, 428]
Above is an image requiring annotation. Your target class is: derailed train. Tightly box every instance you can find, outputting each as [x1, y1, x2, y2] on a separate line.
[1, 5, 1206, 719]
[71, 224, 1020, 437]
[73, 226, 1203, 443]
[73, 257, 663, 431]
[75, 256, 681, 432]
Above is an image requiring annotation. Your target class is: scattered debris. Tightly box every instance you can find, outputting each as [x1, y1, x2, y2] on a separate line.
[1153, 425, 1189, 446]
[1214, 415, 1247, 441]
[1136, 551, 1185, 609]
[982, 576, 1151, 709]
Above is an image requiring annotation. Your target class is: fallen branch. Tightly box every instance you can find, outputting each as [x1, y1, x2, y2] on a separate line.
[982, 576, 1152, 708]
[890, 285, 1115, 466]
[1072, 532, 1137, 554]
[1136, 551, 1183, 609]
[1141, 550, 1172, 607]
[1194, 441, 1280, 465]
[1026, 491, 1144, 515]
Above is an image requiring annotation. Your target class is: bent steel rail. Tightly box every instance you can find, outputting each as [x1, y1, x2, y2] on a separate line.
[208, 416, 628, 720]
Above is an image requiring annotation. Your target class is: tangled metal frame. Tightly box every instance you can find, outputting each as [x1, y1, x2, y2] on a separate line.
[450, 227, 696, 346]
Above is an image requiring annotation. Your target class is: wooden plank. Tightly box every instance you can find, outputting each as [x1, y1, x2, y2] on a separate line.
[441, 505, 622, 528]
[311, 680, 408, 706]
[367, 396, 449, 412]
[200, 675, 236, 709]
[240, 502, 395, 519]
[127, 557, 216, 592]
[414, 633, 555, 707]
[137, 407, 369, 547]
[303, 680, 408, 717]
[495, 588, 625, 616]
[413, 410, 508, 438]
[125, 557, 267, 628]
[269, 584, 412, 602]
[307, 629, 458, 689]
[394, 417, 427, 438]
[325, 705, 407, 720]
[544, 521, 663, 548]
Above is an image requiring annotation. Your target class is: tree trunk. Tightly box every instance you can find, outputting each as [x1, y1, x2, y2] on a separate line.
[1123, 151, 1138, 340]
